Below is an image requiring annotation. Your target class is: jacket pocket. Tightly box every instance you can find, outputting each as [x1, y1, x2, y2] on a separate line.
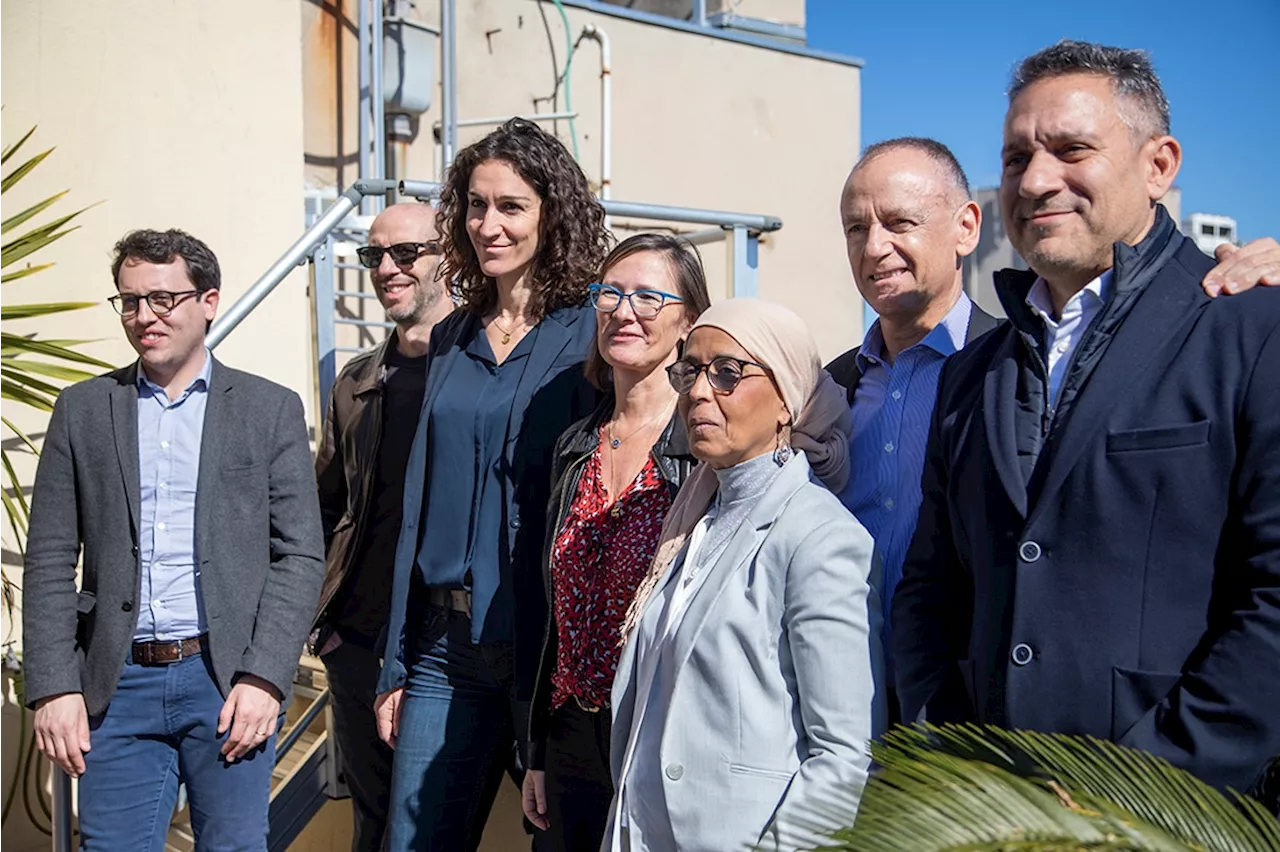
[729, 763, 795, 781]
[1106, 420, 1209, 454]
[76, 590, 97, 615]
[76, 590, 96, 647]
[1111, 666, 1181, 741]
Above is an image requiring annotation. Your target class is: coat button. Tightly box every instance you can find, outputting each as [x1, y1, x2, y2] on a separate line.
[121, 601, 134, 612]
[509, 516, 521, 530]
[1018, 541, 1042, 563]
[665, 763, 684, 781]
[1011, 643, 1034, 666]
[131, 545, 139, 557]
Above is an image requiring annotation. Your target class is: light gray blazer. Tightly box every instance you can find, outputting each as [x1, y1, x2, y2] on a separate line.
[22, 359, 326, 715]
[605, 452, 885, 852]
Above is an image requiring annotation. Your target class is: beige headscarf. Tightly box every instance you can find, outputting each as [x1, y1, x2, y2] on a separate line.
[620, 297, 852, 639]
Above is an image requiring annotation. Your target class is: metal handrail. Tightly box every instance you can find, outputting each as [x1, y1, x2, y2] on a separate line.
[275, 689, 331, 762]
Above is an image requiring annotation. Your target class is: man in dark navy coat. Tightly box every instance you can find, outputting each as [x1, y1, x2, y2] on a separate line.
[892, 39, 1280, 801]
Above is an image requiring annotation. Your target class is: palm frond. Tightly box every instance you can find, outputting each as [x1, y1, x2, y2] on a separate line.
[2, 190, 69, 234]
[1, 262, 56, 283]
[0, 146, 54, 194]
[1, 300, 99, 321]
[0, 333, 113, 369]
[1, 127, 36, 165]
[825, 725, 1279, 852]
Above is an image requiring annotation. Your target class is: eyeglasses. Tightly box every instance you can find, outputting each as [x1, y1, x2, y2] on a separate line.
[355, 241, 442, 269]
[108, 290, 202, 317]
[666, 356, 770, 395]
[589, 283, 683, 319]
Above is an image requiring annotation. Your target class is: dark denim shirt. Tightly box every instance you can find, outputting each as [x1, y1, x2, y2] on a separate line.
[418, 318, 537, 644]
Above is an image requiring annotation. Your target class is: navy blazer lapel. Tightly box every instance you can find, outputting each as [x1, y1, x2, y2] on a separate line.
[982, 331, 1029, 518]
[1030, 274, 1207, 524]
[110, 364, 142, 539]
[503, 306, 581, 453]
[195, 358, 231, 564]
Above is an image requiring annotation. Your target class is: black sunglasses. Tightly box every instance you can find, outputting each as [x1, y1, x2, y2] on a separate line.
[666, 356, 770, 395]
[355, 241, 442, 269]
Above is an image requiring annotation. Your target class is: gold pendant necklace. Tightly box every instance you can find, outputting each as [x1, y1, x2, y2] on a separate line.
[492, 319, 513, 345]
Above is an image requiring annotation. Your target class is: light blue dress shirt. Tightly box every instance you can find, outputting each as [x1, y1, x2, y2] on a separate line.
[133, 350, 212, 642]
[837, 294, 971, 642]
[1025, 269, 1113, 408]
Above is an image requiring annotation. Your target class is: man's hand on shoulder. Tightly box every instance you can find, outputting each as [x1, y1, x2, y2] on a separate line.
[33, 692, 90, 776]
[218, 673, 283, 762]
[1203, 237, 1280, 297]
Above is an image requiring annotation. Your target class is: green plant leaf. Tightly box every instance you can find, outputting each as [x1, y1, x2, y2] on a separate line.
[0, 382, 54, 411]
[1, 301, 98, 321]
[0, 333, 113, 368]
[827, 725, 1280, 852]
[1, 365, 63, 398]
[1, 262, 56, 283]
[1, 146, 54, 194]
[1, 216, 84, 267]
[1, 417, 41, 456]
[3, 358, 98, 383]
[1, 190, 69, 234]
[1, 127, 36, 167]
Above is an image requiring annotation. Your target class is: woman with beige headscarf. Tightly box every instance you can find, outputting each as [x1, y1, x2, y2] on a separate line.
[602, 298, 885, 852]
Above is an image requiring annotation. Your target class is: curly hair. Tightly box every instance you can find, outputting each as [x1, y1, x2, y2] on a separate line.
[435, 118, 611, 320]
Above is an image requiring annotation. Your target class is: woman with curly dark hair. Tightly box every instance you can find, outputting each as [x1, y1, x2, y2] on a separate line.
[374, 118, 610, 851]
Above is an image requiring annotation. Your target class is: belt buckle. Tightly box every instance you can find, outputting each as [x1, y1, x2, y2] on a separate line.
[170, 639, 185, 662]
[574, 695, 602, 714]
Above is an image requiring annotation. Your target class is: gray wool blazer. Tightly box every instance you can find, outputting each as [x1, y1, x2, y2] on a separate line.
[605, 452, 885, 852]
[21, 358, 326, 715]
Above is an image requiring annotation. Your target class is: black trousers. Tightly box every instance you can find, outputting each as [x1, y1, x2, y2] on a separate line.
[540, 704, 614, 852]
[322, 637, 396, 852]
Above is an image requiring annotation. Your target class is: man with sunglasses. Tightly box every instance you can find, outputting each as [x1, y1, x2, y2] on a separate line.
[22, 228, 325, 850]
[311, 201, 453, 852]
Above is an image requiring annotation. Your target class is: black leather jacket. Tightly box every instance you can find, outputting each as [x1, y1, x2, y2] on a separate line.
[527, 397, 697, 768]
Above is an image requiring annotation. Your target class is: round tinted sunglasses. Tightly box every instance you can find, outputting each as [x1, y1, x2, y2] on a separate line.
[666, 356, 770, 395]
[355, 241, 442, 269]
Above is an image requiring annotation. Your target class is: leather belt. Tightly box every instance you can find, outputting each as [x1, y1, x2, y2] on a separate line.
[132, 634, 207, 666]
[426, 587, 472, 617]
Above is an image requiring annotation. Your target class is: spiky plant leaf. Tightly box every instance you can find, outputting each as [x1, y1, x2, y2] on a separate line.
[0, 146, 52, 193]
[2, 190, 69, 233]
[825, 726, 1279, 852]
[0, 333, 113, 369]
[1, 301, 98, 321]
[1, 127, 37, 165]
[1, 262, 56, 283]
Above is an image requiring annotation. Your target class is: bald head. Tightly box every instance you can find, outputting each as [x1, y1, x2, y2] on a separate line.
[366, 202, 447, 328]
[369, 201, 439, 242]
[839, 142, 981, 331]
[848, 137, 971, 209]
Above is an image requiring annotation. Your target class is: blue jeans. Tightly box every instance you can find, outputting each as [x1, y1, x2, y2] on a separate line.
[386, 604, 523, 852]
[78, 653, 277, 851]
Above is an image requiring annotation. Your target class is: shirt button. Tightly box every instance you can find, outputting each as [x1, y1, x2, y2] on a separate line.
[665, 763, 684, 781]
[884, 498, 895, 510]
[1055, 341, 1069, 354]
[159, 482, 168, 489]
[891, 390, 902, 400]
[158, 522, 167, 531]
[884, 443, 894, 453]
[161, 440, 170, 449]
[1019, 541, 1042, 563]
[1011, 643, 1034, 666]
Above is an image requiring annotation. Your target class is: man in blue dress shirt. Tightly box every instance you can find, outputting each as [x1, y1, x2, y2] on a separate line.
[23, 229, 325, 850]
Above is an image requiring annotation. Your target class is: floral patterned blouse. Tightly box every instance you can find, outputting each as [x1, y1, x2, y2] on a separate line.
[549, 440, 673, 712]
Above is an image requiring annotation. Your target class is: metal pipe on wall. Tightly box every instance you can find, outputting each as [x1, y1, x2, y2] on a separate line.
[51, 770, 73, 852]
[370, 0, 386, 211]
[693, 0, 708, 26]
[579, 24, 612, 227]
[440, 0, 458, 173]
[357, 0, 372, 214]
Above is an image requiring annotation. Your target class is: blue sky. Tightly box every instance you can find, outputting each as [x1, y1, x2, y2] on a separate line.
[806, 0, 1280, 243]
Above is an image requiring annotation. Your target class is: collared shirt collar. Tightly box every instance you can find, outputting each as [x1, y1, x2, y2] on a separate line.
[137, 348, 213, 400]
[856, 292, 972, 372]
[1025, 269, 1114, 327]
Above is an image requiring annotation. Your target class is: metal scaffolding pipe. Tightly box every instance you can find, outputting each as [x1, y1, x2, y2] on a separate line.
[370, 0, 387, 211]
[357, 0, 372, 213]
[440, 0, 458, 172]
[51, 770, 73, 852]
[441, 111, 578, 129]
[207, 180, 395, 350]
[692, 0, 707, 26]
[602, 200, 781, 231]
[397, 180, 445, 199]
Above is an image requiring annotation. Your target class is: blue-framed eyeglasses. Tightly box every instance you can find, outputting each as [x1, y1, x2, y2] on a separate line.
[588, 283, 683, 319]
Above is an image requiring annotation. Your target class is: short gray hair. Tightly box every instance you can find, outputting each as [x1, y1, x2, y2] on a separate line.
[857, 137, 971, 199]
[1010, 40, 1170, 138]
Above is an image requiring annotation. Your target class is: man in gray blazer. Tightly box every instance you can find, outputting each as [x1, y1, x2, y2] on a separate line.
[22, 229, 326, 850]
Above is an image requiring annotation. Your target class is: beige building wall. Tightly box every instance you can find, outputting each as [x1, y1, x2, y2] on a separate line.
[2, 1, 307, 848]
[304, 0, 864, 363]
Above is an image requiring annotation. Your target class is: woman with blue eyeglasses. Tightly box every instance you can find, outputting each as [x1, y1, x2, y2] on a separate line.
[522, 234, 711, 851]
